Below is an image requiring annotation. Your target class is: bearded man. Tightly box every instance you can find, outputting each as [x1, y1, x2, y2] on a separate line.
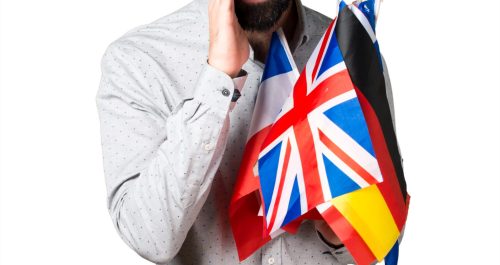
[96, 0, 395, 264]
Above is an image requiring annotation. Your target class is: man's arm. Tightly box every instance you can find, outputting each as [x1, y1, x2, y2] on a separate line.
[96, 0, 250, 263]
[96, 42, 239, 264]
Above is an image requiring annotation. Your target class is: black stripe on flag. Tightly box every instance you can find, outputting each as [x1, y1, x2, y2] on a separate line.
[335, 7, 407, 201]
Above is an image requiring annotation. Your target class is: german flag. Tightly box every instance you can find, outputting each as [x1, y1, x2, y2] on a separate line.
[318, 2, 410, 265]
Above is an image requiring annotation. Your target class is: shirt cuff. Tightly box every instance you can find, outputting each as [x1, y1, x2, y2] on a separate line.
[193, 63, 237, 114]
[233, 70, 247, 92]
[229, 70, 248, 110]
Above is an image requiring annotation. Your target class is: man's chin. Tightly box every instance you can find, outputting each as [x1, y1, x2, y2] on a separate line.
[234, 0, 291, 32]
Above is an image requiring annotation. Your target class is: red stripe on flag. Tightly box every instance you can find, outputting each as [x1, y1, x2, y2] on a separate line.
[311, 20, 336, 82]
[318, 128, 379, 185]
[355, 88, 408, 230]
[259, 69, 356, 210]
[262, 69, 354, 148]
[304, 70, 354, 113]
[293, 66, 308, 103]
[310, 69, 354, 98]
[321, 206, 376, 265]
[294, 119, 325, 209]
[267, 139, 292, 232]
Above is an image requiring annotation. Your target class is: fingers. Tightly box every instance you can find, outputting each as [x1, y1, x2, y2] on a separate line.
[220, 0, 234, 11]
[208, 0, 232, 19]
[208, 0, 218, 16]
[209, 0, 234, 14]
[207, 0, 248, 77]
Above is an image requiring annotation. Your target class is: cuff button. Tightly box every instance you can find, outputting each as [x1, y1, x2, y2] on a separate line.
[221, 88, 230, 97]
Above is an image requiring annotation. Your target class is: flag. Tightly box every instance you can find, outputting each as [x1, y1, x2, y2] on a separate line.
[230, 1, 409, 264]
[256, 9, 384, 237]
[229, 29, 299, 260]
[315, 2, 410, 264]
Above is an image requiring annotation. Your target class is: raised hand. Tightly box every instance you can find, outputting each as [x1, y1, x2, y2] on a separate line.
[208, 0, 250, 78]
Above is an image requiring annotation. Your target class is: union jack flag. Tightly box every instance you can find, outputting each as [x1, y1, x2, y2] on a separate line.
[257, 15, 383, 235]
[230, 1, 409, 264]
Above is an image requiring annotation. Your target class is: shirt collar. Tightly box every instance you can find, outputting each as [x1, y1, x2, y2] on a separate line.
[291, 0, 310, 52]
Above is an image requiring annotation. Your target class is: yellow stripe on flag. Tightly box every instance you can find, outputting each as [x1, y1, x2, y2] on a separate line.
[331, 185, 399, 261]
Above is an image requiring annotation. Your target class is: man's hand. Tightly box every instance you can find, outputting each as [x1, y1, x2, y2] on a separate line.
[314, 220, 344, 247]
[208, 0, 250, 78]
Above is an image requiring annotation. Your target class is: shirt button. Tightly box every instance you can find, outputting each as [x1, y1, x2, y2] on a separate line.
[204, 143, 214, 151]
[221, 88, 230, 97]
[267, 257, 275, 265]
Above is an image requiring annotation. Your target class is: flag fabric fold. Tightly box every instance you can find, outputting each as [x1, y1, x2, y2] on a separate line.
[229, 29, 299, 260]
[229, 1, 410, 264]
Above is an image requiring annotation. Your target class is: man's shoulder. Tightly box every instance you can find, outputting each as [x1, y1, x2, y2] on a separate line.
[99, 1, 210, 109]
[103, 1, 208, 63]
[303, 5, 333, 37]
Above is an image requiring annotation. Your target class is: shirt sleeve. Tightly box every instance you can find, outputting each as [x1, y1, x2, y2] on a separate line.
[96, 42, 244, 264]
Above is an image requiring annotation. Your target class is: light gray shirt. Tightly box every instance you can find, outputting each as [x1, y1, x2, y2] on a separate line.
[96, 0, 395, 264]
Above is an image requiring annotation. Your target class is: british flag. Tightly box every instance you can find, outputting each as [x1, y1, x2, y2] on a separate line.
[230, 1, 409, 263]
[257, 8, 383, 236]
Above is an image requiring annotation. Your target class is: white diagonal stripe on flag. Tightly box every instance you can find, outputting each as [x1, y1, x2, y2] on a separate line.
[315, 112, 383, 183]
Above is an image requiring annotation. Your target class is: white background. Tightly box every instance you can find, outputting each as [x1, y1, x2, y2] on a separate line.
[0, 0, 499, 264]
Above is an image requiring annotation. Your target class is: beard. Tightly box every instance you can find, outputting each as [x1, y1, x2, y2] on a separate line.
[234, 0, 293, 32]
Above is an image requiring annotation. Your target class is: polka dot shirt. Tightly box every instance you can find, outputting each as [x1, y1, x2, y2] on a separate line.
[96, 0, 395, 264]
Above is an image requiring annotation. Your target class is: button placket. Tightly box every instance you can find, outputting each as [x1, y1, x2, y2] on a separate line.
[261, 237, 282, 265]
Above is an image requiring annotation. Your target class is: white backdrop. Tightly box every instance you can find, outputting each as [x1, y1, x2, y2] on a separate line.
[1, 0, 499, 264]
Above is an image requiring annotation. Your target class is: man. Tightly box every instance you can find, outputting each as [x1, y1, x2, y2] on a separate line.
[96, 0, 396, 264]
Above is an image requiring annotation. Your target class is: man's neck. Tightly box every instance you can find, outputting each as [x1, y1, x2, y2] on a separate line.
[245, 0, 298, 63]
